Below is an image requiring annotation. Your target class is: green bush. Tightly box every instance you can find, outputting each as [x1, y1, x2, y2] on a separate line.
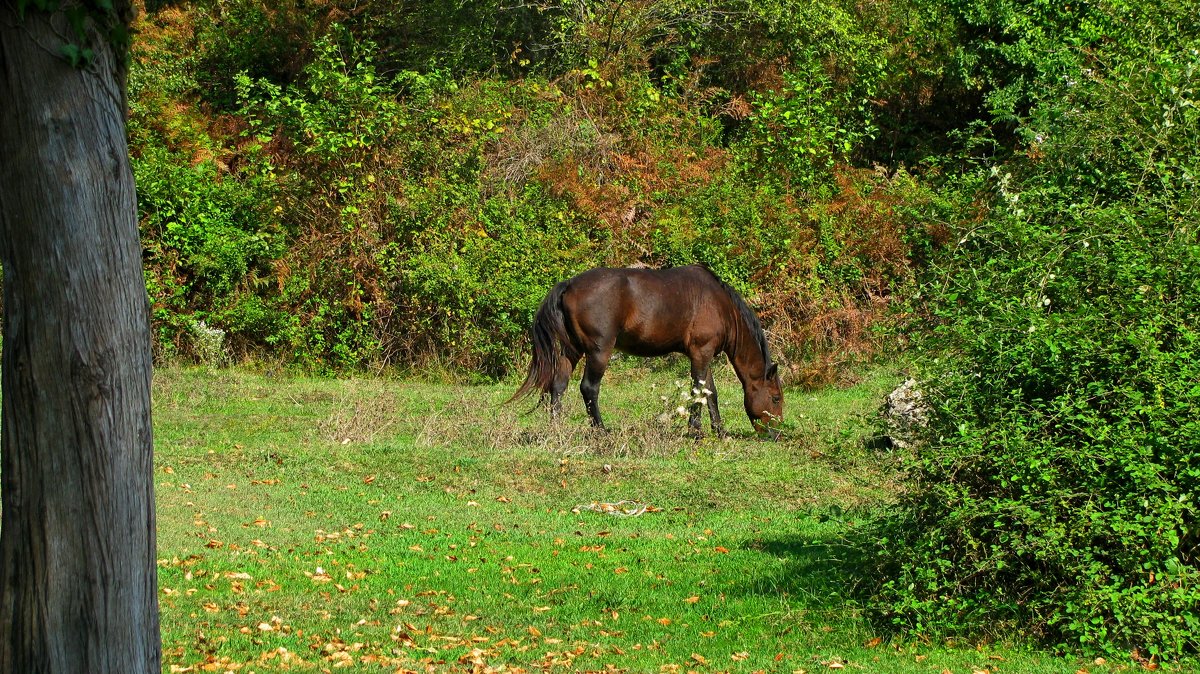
[739, 59, 867, 192]
[875, 213, 1200, 654]
[134, 144, 283, 358]
[872, 11, 1200, 655]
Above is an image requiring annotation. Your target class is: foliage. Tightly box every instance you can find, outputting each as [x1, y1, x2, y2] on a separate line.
[131, 0, 937, 377]
[739, 58, 877, 192]
[871, 4, 1200, 657]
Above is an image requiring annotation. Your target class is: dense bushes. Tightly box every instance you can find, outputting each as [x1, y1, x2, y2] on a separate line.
[871, 1, 1200, 657]
[129, 0, 941, 375]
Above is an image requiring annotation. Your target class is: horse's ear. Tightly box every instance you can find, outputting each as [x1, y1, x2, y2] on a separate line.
[766, 363, 778, 381]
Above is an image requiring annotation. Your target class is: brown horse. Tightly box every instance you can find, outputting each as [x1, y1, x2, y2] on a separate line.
[509, 265, 783, 438]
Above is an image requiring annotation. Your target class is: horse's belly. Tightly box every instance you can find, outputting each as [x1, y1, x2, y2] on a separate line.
[614, 333, 682, 358]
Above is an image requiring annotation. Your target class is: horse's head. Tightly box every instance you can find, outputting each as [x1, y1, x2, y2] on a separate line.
[744, 362, 783, 440]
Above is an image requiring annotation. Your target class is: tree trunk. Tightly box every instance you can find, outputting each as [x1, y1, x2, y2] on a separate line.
[0, 3, 160, 673]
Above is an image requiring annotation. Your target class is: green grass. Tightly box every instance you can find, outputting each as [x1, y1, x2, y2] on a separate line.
[154, 364, 1124, 673]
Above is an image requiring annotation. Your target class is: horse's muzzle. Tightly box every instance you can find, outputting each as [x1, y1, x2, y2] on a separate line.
[752, 419, 782, 441]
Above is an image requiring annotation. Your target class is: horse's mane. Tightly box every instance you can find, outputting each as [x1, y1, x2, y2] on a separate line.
[696, 266, 773, 366]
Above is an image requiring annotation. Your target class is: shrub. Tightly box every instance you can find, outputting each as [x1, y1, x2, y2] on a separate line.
[871, 12, 1200, 655]
[133, 144, 283, 360]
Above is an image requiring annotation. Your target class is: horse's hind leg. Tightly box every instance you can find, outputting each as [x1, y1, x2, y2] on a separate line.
[549, 354, 579, 421]
[580, 350, 612, 430]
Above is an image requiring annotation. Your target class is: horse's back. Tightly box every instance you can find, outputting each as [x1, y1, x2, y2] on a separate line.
[559, 265, 728, 356]
[562, 265, 719, 314]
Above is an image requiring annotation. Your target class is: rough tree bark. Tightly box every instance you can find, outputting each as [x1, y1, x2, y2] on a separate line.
[0, 2, 160, 672]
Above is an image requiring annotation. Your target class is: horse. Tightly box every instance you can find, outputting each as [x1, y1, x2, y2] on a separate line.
[508, 265, 783, 438]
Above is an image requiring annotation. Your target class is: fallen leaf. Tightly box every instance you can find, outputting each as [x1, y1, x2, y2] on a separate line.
[684, 596, 700, 604]
[864, 637, 882, 648]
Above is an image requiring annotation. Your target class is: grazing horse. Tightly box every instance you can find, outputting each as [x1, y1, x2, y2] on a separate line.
[509, 265, 783, 438]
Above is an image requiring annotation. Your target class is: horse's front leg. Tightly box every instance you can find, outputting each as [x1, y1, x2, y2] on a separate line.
[688, 358, 723, 439]
[580, 351, 611, 430]
[703, 369, 726, 438]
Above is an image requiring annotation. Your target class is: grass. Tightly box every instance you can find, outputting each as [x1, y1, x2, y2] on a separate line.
[154, 362, 1129, 673]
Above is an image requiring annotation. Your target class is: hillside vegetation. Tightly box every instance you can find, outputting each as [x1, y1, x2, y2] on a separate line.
[130, 0, 1200, 659]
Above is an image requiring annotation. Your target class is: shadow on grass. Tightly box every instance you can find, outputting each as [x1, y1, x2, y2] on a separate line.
[734, 511, 882, 627]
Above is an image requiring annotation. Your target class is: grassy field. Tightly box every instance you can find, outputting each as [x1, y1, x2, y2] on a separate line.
[154, 363, 1127, 674]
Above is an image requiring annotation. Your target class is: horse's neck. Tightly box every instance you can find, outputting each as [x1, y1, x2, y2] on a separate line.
[726, 311, 766, 381]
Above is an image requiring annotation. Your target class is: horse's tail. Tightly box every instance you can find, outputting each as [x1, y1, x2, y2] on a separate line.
[507, 280, 577, 404]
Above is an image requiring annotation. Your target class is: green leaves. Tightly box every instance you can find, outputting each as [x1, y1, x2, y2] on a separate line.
[58, 43, 95, 68]
[872, 6, 1200, 654]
